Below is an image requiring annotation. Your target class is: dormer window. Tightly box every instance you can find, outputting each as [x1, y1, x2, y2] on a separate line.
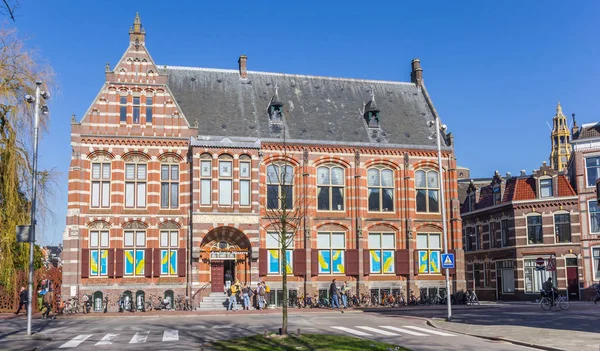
[493, 185, 501, 205]
[468, 192, 475, 212]
[540, 178, 553, 198]
[268, 101, 283, 123]
[364, 97, 380, 128]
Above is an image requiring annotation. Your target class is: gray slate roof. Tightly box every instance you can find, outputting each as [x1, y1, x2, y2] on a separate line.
[166, 66, 440, 148]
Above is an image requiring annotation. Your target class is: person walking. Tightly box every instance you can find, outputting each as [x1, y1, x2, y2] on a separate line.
[329, 279, 340, 308]
[228, 279, 241, 311]
[14, 287, 28, 315]
[257, 282, 265, 310]
[224, 270, 233, 290]
[340, 281, 348, 308]
[41, 290, 54, 319]
[242, 284, 250, 310]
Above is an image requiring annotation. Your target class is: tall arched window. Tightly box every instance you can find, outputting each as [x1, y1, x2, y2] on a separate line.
[317, 165, 345, 211]
[124, 154, 148, 208]
[218, 155, 233, 206]
[239, 155, 252, 207]
[415, 169, 439, 213]
[266, 163, 293, 210]
[368, 168, 394, 212]
[199, 153, 212, 206]
[160, 157, 179, 209]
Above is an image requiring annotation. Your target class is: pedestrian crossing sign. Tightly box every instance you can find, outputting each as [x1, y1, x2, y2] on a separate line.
[441, 253, 455, 269]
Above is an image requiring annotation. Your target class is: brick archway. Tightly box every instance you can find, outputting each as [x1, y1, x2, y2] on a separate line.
[200, 227, 251, 292]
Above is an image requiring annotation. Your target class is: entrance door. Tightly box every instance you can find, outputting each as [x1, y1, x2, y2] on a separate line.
[211, 261, 225, 293]
[566, 266, 579, 299]
[224, 260, 235, 285]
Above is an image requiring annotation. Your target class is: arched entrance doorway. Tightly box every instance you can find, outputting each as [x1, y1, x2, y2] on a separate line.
[201, 227, 251, 293]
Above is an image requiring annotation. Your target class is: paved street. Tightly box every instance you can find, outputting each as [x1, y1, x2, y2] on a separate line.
[0, 309, 539, 351]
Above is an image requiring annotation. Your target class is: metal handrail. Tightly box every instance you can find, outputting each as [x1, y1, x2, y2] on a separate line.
[193, 282, 211, 303]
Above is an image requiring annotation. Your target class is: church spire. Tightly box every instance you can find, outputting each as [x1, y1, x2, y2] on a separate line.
[129, 12, 146, 45]
[549, 101, 572, 172]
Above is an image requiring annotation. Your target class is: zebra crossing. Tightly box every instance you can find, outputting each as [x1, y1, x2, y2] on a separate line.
[58, 329, 180, 348]
[331, 325, 455, 338]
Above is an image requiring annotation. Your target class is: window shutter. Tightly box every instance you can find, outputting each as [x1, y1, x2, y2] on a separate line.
[108, 249, 115, 278]
[363, 250, 370, 276]
[259, 248, 267, 276]
[81, 249, 89, 278]
[311, 250, 319, 276]
[413, 250, 419, 276]
[153, 249, 161, 278]
[177, 248, 186, 277]
[144, 248, 153, 278]
[394, 249, 409, 275]
[448, 249, 456, 275]
[345, 249, 359, 276]
[115, 248, 124, 278]
[293, 249, 306, 276]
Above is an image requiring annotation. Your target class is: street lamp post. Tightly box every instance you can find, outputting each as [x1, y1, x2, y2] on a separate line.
[428, 116, 452, 322]
[25, 81, 49, 336]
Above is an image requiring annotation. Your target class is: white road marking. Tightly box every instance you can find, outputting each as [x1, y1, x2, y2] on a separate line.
[59, 334, 93, 348]
[403, 325, 455, 336]
[213, 325, 233, 329]
[129, 331, 150, 344]
[380, 326, 427, 336]
[356, 326, 398, 336]
[331, 326, 372, 336]
[95, 333, 119, 345]
[162, 329, 179, 342]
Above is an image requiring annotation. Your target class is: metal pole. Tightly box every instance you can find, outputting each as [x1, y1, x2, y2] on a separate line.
[27, 82, 41, 336]
[435, 116, 452, 322]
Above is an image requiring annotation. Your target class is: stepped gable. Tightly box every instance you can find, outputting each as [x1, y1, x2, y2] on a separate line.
[165, 66, 439, 147]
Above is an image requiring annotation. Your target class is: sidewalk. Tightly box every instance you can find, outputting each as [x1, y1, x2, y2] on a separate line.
[428, 318, 599, 351]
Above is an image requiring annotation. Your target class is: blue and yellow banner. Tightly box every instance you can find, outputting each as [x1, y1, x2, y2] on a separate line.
[429, 251, 440, 274]
[332, 250, 344, 274]
[161, 250, 178, 275]
[370, 250, 381, 273]
[382, 250, 394, 273]
[318, 250, 331, 273]
[125, 250, 134, 275]
[90, 251, 99, 275]
[418, 251, 429, 273]
[135, 250, 145, 275]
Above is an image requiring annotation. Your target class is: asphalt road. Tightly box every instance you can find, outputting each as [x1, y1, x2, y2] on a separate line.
[0, 310, 540, 351]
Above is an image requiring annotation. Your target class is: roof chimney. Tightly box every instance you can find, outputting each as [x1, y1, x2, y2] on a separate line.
[520, 170, 526, 176]
[506, 172, 512, 178]
[571, 113, 579, 136]
[238, 55, 247, 79]
[411, 58, 423, 88]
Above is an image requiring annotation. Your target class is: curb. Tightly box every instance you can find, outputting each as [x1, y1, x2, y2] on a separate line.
[426, 319, 566, 351]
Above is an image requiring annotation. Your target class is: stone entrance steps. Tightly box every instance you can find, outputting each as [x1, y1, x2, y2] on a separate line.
[198, 292, 229, 310]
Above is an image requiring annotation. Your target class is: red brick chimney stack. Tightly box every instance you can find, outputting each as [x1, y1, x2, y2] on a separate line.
[411, 58, 423, 88]
[238, 55, 248, 79]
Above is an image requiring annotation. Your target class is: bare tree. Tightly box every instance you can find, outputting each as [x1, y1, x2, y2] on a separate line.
[261, 139, 308, 336]
[0, 0, 19, 21]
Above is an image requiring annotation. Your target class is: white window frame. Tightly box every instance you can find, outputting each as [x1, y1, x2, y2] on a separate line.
[160, 230, 179, 276]
[553, 212, 571, 243]
[200, 156, 212, 206]
[91, 163, 111, 208]
[524, 258, 557, 294]
[89, 230, 109, 277]
[239, 158, 251, 207]
[367, 168, 394, 212]
[161, 164, 180, 209]
[218, 158, 233, 206]
[416, 232, 441, 275]
[415, 169, 440, 213]
[266, 163, 294, 210]
[588, 200, 600, 234]
[592, 247, 600, 280]
[496, 260, 515, 293]
[317, 232, 346, 275]
[124, 163, 147, 208]
[493, 185, 501, 205]
[526, 213, 543, 245]
[124, 230, 146, 277]
[368, 232, 395, 274]
[539, 178, 553, 198]
[585, 156, 600, 188]
[266, 232, 293, 275]
[317, 165, 345, 212]
[500, 219, 509, 247]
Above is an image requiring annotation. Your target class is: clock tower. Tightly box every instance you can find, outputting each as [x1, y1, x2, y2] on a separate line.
[549, 102, 572, 172]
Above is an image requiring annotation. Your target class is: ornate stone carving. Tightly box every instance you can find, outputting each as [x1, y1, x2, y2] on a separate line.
[88, 221, 110, 230]
[122, 221, 147, 230]
[90, 153, 111, 162]
[159, 221, 180, 230]
[123, 154, 147, 163]
[192, 214, 259, 224]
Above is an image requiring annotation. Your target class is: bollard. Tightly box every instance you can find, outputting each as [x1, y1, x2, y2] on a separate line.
[297, 328, 301, 336]
[264, 330, 268, 337]
[279, 328, 282, 335]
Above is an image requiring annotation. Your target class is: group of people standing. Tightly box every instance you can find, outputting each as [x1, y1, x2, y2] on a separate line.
[14, 281, 55, 319]
[329, 279, 350, 308]
[224, 271, 271, 311]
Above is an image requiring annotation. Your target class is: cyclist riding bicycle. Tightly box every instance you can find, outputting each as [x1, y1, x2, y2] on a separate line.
[541, 277, 559, 303]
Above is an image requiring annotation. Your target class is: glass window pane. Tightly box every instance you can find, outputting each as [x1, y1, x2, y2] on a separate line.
[429, 190, 439, 212]
[367, 169, 380, 187]
[92, 164, 101, 179]
[160, 165, 169, 180]
[317, 167, 330, 185]
[370, 250, 381, 273]
[125, 183, 135, 207]
[317, 187, 330, 210]
[382, 188, 393, 211]
[368, 188, 380, 211]
[332, 250, 344, 273]
[171, 183, 179, 207]
[90, 231, 99, 247]
[283, 165, 294, 184]
[318, 250, 331, 273]
[368, 233, 380, 249]
[427, 171, 439, 188]
[100, 231, 109, 247]
[317, 233, 330, 248]
[267, 185, 278, 209]
[102, 164, 111, 179]
[126, 164, 135, 180]
[136, 231, 145, 247]
[171, 165, 179, 180]
[331, 187, 344, 211]
[161, 250, 169, 274]
[381, 169, 393, 187]
[161, 183, 169, 208]
[417, 234, 428, 249]
[101, 183, 110, 207]
[201, 179, 211, 205]
[430, 234, 441, 249]
[382, 233, 395, 248]
[124, 231, 134, 247]
[219, 161, 232, 177]
[415, 170, 426, 188]
[331, 167, 344, 185]
[137, 164, 146, 180]
[160, 231, 168, 247]
[268, 249, 280, 274]
[124, 250, 134, 275]
[170, 231, 178, 247]
[201, 161, 211, 177]
[383, 250, 394, 273]
[137, 183, 146, 207]
[267, 165, 278, 184]
[331, 233, 345, 248]
[266, 232, 279, 248]
[240, 180, 250, 206]
[240, 162, 250, 178]
[219, 179, 232, 205]
[91, 182, 100, 207]
[416, 189, 427, 212]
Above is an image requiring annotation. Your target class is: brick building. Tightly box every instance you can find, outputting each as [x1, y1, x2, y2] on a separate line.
[569, 120, 600, 297]
[459, 165, 581, 301]
[62, 14, 465, 310]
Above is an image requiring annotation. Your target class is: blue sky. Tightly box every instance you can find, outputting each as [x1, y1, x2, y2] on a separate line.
[8, 1, 600, 245]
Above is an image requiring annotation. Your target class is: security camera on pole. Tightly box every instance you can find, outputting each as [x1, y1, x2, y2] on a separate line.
[24, 81, 50, 336]
[427, 117, 452, 322]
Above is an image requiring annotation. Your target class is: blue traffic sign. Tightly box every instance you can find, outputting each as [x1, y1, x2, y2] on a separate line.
[441, 253, 455, 269]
